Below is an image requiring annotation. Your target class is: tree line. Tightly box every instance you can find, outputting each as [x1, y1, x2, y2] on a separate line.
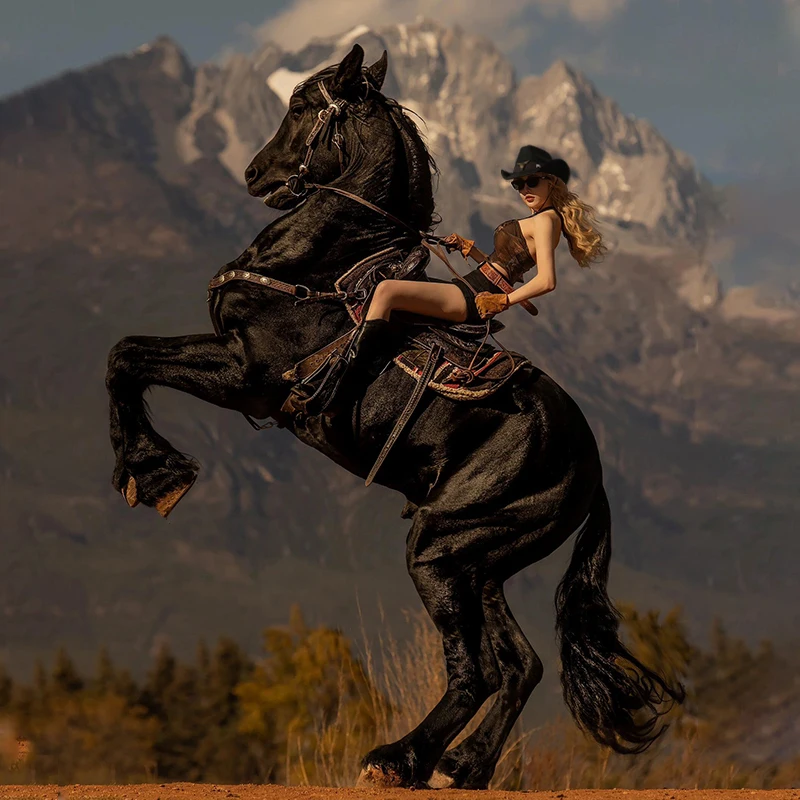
[0, 602, 798, 787]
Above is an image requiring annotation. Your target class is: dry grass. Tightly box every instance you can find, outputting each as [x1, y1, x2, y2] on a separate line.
[287, 607, 529, 788]
[0, 720, 30, 784]
[286, 609, 800, 791]
[521, 718, 800, 790]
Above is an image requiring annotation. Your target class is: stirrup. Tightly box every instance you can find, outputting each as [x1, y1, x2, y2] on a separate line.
[282, 354, 351, 417]
[309, 349, 392, 418]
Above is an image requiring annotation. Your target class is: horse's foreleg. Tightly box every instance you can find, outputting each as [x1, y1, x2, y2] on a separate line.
[105, 331, 253, 517]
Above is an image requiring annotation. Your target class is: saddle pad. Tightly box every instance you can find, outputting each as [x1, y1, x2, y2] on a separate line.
[393, 346, 528, 400]
[405, 328, 499, 368]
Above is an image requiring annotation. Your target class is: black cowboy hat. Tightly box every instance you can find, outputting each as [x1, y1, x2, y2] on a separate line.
[501, 144, 571, 184]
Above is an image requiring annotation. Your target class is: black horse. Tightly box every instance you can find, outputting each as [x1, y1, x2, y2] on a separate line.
[106, 43, 683, 789]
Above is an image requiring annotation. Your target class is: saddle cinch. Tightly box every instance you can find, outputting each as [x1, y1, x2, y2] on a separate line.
[280, 245, 530, 485]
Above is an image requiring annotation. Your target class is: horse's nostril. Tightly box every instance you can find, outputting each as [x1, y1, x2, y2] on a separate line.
[245, 165, 259, 184]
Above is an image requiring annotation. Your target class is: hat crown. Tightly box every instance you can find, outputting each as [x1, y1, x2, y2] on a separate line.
[514, 145, 553, 171]
[501, 144, 571, 184]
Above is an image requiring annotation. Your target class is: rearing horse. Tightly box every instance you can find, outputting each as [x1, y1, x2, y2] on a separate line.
[105, 43, 683, 789]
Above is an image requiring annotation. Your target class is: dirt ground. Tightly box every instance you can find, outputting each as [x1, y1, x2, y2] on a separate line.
[0, 788, 798, 800]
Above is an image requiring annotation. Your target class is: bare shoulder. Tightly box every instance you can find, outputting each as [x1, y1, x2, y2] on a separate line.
[518, 209, 561, 241]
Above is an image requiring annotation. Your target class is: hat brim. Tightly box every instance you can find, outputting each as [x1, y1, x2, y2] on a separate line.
[501, 158, 570, 184]
[501, 167, 538, 180]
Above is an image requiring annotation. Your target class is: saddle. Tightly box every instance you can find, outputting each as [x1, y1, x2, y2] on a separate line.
[280, 244, 530, 486]
[282, 246, 527, 400]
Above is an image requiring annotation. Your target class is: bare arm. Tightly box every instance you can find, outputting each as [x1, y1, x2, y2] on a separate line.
[507, 214, 557, 305]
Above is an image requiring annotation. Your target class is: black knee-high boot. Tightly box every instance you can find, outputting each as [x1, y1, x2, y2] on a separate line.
[348, 318, 394, 377]
[306, 318, 395, 417]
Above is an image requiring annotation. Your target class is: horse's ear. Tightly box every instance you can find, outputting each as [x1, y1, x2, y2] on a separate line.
[366, 50, 388, 91]
[331, 43, 365, 97]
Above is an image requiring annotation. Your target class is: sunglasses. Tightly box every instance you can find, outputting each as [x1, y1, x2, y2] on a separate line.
[510, 175, 549, 192]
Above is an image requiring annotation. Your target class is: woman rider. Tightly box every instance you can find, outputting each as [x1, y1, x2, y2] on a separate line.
[321, 145, 607, 406]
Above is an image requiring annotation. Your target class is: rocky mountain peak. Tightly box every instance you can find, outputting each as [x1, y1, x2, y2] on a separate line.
[511, 59, 721, 244]
[131, 34, 194, 84]
[541, 57, 582, 85]
[143, 34, 186, 56]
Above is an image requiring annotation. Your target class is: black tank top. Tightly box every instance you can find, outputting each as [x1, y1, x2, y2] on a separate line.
[487, 206, 558, 284]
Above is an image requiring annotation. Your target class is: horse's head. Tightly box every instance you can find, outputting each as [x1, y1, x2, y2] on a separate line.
[245, 44, 389, 210]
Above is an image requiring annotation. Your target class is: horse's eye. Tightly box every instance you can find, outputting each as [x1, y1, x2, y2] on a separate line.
[290, 103, 304, 118]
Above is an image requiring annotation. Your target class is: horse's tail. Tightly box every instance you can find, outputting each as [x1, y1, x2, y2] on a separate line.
[554, 482, 686, 753]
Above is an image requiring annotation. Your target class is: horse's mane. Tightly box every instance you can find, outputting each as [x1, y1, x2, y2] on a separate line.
[294, 65, 441, 233]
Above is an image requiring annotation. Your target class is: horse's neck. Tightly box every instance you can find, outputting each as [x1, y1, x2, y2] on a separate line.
[255, 183, 409, 284]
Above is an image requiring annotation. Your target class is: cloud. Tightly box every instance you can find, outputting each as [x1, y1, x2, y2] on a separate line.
[784, 0, 800, 46]
[253, 0, 630, 52]
[536, 0, 630, 24]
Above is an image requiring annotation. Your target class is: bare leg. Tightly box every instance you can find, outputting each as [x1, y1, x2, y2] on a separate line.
[366, 279, 468, 322]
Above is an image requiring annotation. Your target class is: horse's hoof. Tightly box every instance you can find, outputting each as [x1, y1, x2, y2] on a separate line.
[356, 764, 405, 788]
[427, 769, 455, 789]
[124, 476, 139, 508]
[155, 476, 196, 519]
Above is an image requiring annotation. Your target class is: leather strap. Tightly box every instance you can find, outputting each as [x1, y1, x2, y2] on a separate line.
[307, 183, 426, 240]
[364, 344, 442, 487]
[281, 329, 357, 383]
[479, 262, 538, 317]
[208, 269, 344, 301]
[422, 241, 481, 300]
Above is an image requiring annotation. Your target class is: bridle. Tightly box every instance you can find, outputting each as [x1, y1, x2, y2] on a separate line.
[212, 75, 469, 303]
[280, 77, 449, 246]
[283, 78, 352, 198]
[278, 78, 483, 284]
[209, 77, 423, 306]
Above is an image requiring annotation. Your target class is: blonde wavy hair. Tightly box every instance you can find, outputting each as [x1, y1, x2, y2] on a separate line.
[538, 174, 608, 268]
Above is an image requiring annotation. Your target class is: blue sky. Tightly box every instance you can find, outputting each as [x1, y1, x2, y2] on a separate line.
[1, 0, 798, 185]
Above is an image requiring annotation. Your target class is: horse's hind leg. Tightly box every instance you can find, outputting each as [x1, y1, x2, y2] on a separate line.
[106, 331, 250, 516]
[357, 506, 501, 788]
[431, 579, 543, 789]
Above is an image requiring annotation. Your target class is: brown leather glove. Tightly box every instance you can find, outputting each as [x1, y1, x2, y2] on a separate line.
[475, 291, 510, 319]
[441, 233, 475, 259]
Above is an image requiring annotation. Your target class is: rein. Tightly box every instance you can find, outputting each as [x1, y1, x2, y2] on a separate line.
[212, 74, 479, 307]
[303, 182, 479, 290]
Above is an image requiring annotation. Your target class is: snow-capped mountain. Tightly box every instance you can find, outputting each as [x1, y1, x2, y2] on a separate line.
[173, 19, 722, 246]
